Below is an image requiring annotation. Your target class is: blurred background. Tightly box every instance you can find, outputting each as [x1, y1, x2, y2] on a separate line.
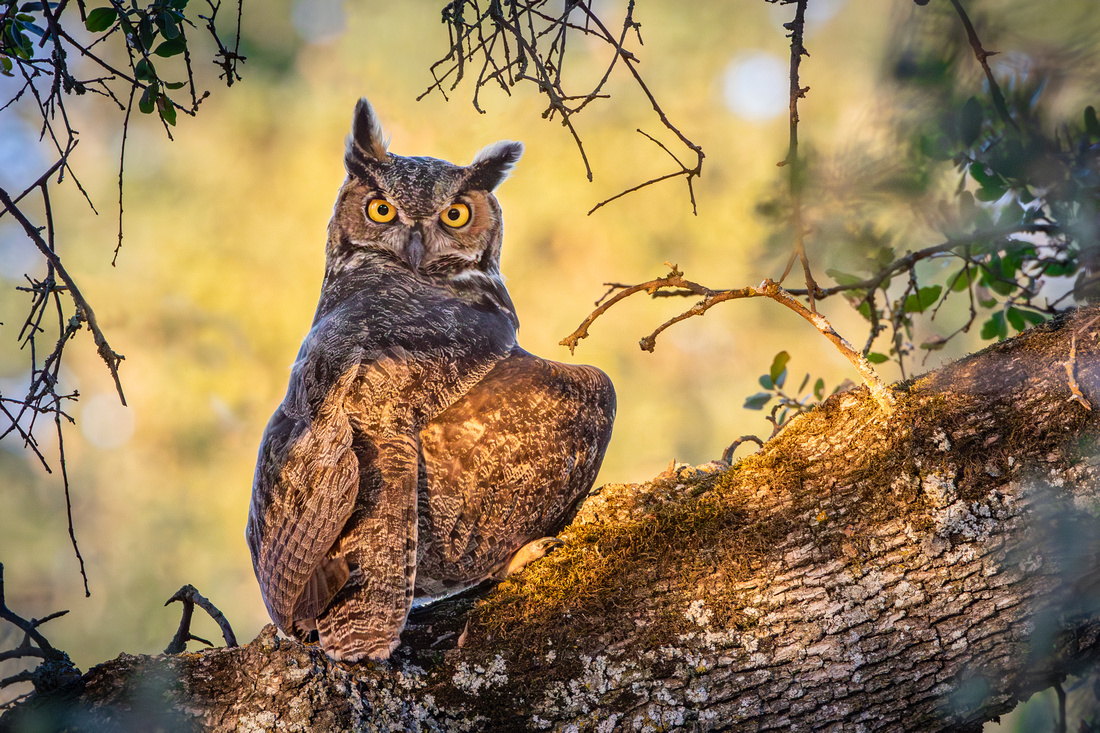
[0, 1, 1098, 728]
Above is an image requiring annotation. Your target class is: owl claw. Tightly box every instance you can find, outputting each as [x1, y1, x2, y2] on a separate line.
[494, 536, 565, 580]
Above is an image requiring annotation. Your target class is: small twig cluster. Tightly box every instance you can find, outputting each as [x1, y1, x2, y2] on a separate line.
[0, 563, 79, 710]
[0, 0, 244, 589]
[421, 0, 704, 214]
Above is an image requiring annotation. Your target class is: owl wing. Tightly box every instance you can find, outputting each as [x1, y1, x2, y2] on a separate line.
[415, 347, 616, 597]
[312, 432, 422, 660]
[248, 335, 431, 659]
[246, 356, 364, 633]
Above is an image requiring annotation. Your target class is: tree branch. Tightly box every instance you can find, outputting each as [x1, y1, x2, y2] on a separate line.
[5, 306, 1099, 730]
[561, 265, 894, 411]
[0, 186, 127, 407]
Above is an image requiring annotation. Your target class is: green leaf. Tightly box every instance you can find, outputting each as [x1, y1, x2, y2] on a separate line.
[856, 301, 873, 320]
[1023, 310, 1047, 326]
[138, 16, 155, 50]
[903, 285, 942, 313]
[1086, 106, 1100, 142]
[825, 268, 863, 288]
[813, 378, 825, 401]
[157, 11, 181, 39]
[980, 312, 1008, 341]
[758, 374, 773, 390]
[1044, 259, 1077, 277]
[0, 56, 13, 75]
[866, 352, 889, 364]
[975, 185, 1007, 202]
[153, 38, 186, 56]
[18, 20, 46, 37]
[744, 392, 773, 410]
[134, 57, 156, 81]
[1006, 307, 1026, 333]
[164, 80, 186, 89]
[85, 6, 118, 32]
[969, 162, 1006, 199]
[797, 373, 810, 395]
[959, 96, 983, 146]
[138, 84, 156, 114]
[769, 351, 790, 386]
[948, 268, 971, 292]
[158, 93, 176, 125]
[986, 274, 1016, 296]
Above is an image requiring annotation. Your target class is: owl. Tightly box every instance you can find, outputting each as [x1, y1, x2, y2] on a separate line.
[246, 97, 616, 662]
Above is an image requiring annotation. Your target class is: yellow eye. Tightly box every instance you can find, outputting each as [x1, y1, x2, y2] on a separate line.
[440, 202, 471, 228]
[367, 199, 396, 223]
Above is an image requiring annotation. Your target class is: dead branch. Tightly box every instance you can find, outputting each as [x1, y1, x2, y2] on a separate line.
[775, 0, 820, 310]
[164, 585, 238, 655]
[561, 265, 894, 412]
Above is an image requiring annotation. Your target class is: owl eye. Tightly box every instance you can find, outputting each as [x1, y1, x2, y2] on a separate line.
[440, 203, 471, 228]
[367, 198, 397, 223]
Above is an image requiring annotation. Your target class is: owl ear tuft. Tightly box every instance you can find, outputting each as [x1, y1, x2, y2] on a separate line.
[466, 141, 524, 192]
[345, 97, 390, 175]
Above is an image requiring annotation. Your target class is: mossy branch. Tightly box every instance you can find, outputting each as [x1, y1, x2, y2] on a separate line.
[5, 306, 1100, 730]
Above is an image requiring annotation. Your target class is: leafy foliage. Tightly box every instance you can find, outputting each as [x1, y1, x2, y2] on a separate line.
[810, 7, 1098, 379]
[743, 351, 852, 434]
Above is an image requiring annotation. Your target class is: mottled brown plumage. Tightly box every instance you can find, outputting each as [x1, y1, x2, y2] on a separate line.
[246, 98, 615, 661]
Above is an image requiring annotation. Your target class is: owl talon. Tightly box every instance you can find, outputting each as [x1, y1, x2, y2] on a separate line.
[494, 536, 566, 580]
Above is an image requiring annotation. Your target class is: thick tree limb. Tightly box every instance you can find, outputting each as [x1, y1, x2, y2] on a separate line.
[3, 305, 1100, 732]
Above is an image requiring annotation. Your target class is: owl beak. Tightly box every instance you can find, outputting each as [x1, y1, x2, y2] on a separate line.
[402, 230, 425, 272]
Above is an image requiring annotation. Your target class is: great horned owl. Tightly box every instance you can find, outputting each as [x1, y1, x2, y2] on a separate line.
[246, 97, 615, 662]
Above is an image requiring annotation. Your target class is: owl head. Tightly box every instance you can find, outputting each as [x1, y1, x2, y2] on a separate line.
[325, 97, 523, 325]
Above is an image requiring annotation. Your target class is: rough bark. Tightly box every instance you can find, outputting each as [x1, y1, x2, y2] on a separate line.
[3, 305, 1100, 733]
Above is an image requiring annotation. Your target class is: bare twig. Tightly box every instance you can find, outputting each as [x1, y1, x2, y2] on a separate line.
[948, 0, 1017, 129]
[164, 585, 238, 654]
[721, 435, 765, 464]
[561, 265, 895, 412]
[0, 563, 70, 668]
[2, 0, 243, 588]
[0, 186, 127, 406]
[776, 0, 820, 311]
